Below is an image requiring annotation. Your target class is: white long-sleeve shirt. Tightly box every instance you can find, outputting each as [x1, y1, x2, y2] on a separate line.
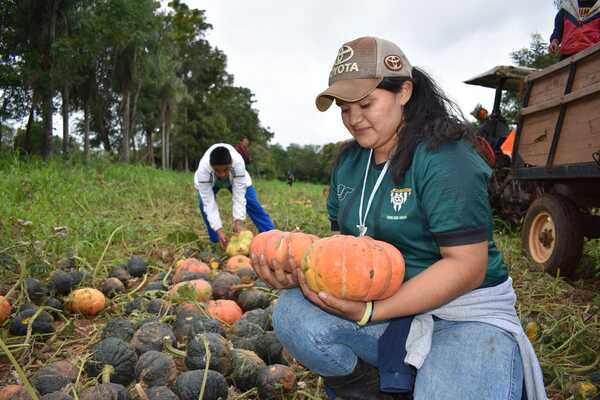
[194, 143, 252, 232]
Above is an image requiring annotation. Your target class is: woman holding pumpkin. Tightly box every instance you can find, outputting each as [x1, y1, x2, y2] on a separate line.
[251, 36, 546, 400]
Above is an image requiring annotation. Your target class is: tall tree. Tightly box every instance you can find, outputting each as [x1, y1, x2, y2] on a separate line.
[92, 0, 159, 162]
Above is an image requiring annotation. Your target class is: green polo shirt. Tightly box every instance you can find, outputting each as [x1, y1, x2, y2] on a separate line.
[327, 140, 507, 288]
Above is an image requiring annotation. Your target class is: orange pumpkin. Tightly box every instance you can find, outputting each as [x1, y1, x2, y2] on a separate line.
[65, 288, 106, 316]
[175, 258, 211, 275]
[302, 235, 405, 301]
[0, 295, 11, 325]
[0, 385, 24, 400]
[207, 299, 242, 325]
[225, 255, 252, 272]
[251, 230, 319, 271]
[168, 279, 212, 303]
[173, 258, 211, 284]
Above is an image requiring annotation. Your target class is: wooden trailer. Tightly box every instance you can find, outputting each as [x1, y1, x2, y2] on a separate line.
[466, 42, 600, 276]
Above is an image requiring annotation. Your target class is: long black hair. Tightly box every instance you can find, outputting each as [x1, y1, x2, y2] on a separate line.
[337, 67, 474, 183]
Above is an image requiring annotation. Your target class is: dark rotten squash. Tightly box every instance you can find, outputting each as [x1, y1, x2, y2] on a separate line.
[229, 348, 266, 392]
[85, 337, 138, 385]
[131, 321, 175, 354]
[174, 370, 228, 400]
[135, 350, 177, 388]
[144, 386, 179, 400]
[185, 332, 233, 376]
[239, 308, 272, 331]
[236, 288, 271, 311]
[127, 256, 147, 277]
[31, 360, 77, 395]
[101, 318, 137, 342]
[25, 278, 47, 305]
[257, 364, 297, 400]
[9, 307, 54, 336]
[40, 393, 74, 400]
[79, 383, 128, 400]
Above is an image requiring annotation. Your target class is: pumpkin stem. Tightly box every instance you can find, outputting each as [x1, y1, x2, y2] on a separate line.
[93, 225, 124, 285]
[163, 336, 186, 357]
[0, 336, 40, 400]
[198, 336, 212, 400]
[101, 364, 115, 384]
[127, 272, 148, 299]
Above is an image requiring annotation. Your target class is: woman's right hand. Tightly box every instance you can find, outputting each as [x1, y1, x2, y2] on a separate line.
[250, 254, 298, 289]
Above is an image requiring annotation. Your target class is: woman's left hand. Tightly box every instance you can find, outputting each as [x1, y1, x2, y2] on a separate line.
[295, 269, 367, 322]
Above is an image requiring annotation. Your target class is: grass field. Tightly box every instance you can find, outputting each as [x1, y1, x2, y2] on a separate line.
[1, 155, 599, 399]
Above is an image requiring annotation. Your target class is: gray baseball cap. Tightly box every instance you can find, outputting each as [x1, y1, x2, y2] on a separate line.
[316, 36, 413, 112]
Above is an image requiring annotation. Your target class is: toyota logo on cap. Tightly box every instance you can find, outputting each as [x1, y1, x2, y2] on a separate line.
[335, 45, 354, 66]
[384, 55, 403, 71]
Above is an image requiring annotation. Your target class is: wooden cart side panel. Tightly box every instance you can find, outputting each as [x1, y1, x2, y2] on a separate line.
[527, 69, 569, 106]
[519, 109, 560, 166]
[571, 51, 600, 92]
[554, 93, 600, 165]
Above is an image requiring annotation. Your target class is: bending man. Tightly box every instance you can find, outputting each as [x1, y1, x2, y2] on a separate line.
[194, 143, 275, 248]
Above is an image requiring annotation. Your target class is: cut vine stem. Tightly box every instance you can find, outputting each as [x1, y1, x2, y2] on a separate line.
[0, 336, 40, 400]
[102, 364, 115, 384]
[163, 336, 186, 357]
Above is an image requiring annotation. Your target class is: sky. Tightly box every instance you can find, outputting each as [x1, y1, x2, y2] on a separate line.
[187, 0, 557, 147]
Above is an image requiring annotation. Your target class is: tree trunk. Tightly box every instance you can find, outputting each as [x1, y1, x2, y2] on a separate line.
[24, 102, 35, 155]
[42, 94, 53, 160]
[145, 128, 154, 165]
[61, 84, 69, 157]
[184, 152, 189, 171]
[42, 0, 60, 160]
[160, 103, 167, 169]
[94, 100, 111, 153]
[120, 91, 130, 162]
[0, 97, 8, 149]
[129, 81, 141, 139]
[99, 118, 111, 153]
[83, 101, 90, 164]
[165, 104, 172, 169]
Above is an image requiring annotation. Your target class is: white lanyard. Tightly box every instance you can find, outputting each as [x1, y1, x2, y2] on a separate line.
[357, 149, 390, 236]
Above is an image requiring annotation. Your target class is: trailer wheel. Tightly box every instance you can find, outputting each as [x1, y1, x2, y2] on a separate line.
[521, 194, 583, 276]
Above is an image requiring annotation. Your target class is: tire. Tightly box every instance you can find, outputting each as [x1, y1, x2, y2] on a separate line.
[521, 194, 583, 277]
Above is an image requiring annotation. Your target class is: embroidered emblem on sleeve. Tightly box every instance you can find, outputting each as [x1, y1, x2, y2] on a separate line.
[336, 184, 354, 201]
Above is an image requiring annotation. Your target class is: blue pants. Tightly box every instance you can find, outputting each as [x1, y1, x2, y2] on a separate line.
[198, 185, 275, 243]
[273, 289, 524, 400]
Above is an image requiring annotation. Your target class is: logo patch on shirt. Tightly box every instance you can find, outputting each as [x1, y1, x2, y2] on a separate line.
[390, 188, 412, 212]
[336, 184, 354, 201]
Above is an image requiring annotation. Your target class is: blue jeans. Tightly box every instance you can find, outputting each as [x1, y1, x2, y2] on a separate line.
[273, 289, 524, 400]
[198, 185, 275, 243]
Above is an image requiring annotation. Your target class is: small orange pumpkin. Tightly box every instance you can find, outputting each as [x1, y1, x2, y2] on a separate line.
[173, 258, 211, 284]
[175, 258, 211, 275]
[225, 255, 251, 271]
[0, 295, 11, 325]
[207, 299, 242, 325]
[168, 279, 212, 303]
[0, 385, 24, 400]
[302, 235, 405, 301]
[65, 288, 106, 316]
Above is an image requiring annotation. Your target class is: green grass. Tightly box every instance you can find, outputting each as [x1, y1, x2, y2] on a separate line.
[1, 154, 599, 399]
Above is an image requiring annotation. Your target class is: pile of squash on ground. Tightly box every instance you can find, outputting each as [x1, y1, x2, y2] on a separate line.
[0, 230, 406, 400]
